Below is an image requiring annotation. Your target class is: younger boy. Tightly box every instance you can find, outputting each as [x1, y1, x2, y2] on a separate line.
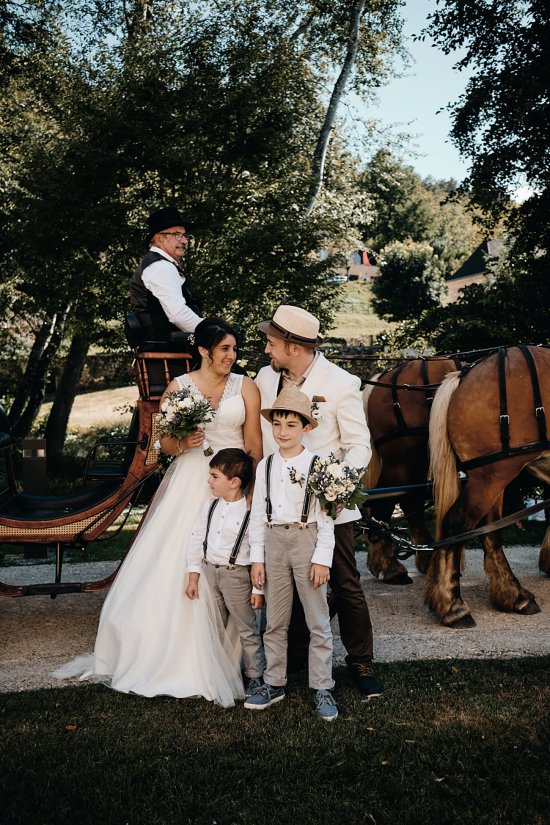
[186, 448, 264, 696]
[246, 388, 338, 721]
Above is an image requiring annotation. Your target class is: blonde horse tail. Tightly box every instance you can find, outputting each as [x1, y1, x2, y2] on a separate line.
[362, 374, 380, 425]
[362, 376, 382, 488]
[429, 371, 462, 541]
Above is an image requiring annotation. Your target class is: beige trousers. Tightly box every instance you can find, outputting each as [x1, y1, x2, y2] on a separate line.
[203, 562, 264, 679]
[263, 524, 334, 690]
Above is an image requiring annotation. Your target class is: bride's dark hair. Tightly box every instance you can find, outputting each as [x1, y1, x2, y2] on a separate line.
[192, 317, 239, 368]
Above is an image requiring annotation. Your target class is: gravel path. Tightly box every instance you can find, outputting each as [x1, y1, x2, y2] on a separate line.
[1, 546, 549, 693]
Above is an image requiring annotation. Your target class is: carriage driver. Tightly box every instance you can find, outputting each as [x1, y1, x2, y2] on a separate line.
[129, 206, 204, 343]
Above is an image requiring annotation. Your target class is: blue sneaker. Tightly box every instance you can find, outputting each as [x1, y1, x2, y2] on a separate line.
[244, 676, 264, 698]
[243, 683, 285, 710]
[314, 689, 338, 722]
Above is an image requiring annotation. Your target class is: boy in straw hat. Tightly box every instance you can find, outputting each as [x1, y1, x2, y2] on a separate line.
[246, 388, 338, 721]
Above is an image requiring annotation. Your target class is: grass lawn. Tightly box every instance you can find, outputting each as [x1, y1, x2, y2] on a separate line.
[328, 281, 393, 342]
[38, 385, 138, 432]
[1, 657, 548, 825]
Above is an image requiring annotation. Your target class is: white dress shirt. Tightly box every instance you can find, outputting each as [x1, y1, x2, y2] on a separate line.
[249, 447, 335, 567]
[141, 245, 203, 332]
[187, 496, 261, 593]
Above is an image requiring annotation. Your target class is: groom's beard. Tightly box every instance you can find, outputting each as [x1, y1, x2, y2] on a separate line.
[269, 360, 283, 373]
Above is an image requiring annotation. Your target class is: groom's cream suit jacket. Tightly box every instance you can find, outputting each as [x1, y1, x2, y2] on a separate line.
[255, 352, 372, 526]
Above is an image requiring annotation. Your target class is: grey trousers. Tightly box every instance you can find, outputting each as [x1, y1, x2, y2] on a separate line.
[263, 524, 334, 691]
[203, 562, 264, 679]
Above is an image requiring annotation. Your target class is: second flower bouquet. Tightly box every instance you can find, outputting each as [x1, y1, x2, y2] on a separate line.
[303, 454, 367, 520]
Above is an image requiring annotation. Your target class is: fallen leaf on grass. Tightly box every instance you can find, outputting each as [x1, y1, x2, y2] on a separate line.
[65, 723, 78, 732]
[381, 760, 391, 766]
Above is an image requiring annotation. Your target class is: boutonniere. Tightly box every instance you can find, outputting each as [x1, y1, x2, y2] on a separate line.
[311, 395, 325, 421]
[288, 467, 305, 487]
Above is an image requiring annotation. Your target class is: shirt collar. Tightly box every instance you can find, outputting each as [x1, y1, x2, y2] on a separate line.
[149, 245, 179, 266]
[282, 350, 318, 385]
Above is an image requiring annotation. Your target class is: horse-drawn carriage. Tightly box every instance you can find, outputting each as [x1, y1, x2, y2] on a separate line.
[2, 331, 549, 629]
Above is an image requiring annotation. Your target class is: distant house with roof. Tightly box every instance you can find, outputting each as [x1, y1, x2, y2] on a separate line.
[324, 248, 380, 282]
[446, 238, 504, 302]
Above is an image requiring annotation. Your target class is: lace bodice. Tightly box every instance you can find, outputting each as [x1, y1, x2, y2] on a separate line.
[176, 372, 245, 452]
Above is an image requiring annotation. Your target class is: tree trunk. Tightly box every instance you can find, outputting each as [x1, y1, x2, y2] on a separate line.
[10, 305, 70, 440]
[305, 0, 366, 215]
[45, 331, 90, 468]
[8, 315, 57, 426]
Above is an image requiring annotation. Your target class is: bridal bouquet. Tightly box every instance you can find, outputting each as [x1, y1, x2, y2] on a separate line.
[157, 388, 214, 457]
[301, 454, 367, 520]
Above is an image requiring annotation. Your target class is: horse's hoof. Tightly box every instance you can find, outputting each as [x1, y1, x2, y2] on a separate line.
[442, 613, 476, 629]
[385, 572, 413, 586]
[516, 599, 541, 616]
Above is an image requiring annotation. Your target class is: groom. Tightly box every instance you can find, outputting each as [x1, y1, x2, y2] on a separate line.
[255, 305, 383, 697]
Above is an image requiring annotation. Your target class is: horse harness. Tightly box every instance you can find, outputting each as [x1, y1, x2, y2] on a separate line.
[264, 453, 318, 525]
[202, 499, 250, 569]
[372, 356, 462, 449]
[458, 345, 550, 471]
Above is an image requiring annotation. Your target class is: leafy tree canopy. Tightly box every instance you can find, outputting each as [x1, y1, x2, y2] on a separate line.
[425, 0, 550, 257]
[359, 149, 485, 275]
[370, 238, 447, 322]
[0, 0, 406, 445]
[391, 248, 549, 352]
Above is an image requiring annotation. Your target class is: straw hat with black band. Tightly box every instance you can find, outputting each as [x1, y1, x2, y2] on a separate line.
[258, 305, 323, 348]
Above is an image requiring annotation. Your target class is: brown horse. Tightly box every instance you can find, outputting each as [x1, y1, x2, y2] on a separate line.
[428, 345, 550, 627]
[362, 356, 462, 584]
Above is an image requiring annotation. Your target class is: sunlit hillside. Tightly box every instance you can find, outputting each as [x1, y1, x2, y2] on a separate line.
[327, 281, 393, 342]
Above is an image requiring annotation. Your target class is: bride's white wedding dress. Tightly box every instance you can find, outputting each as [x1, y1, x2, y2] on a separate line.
[54, 372, 246, 707]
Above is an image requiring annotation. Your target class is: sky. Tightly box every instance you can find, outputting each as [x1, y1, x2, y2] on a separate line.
[355, 0, 473, 183]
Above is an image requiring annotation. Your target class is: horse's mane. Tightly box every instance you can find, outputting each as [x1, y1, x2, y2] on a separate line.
[429, 371, 462, 540]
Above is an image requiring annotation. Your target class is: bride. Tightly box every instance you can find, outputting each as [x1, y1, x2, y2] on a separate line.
[56, 317, 262, 706]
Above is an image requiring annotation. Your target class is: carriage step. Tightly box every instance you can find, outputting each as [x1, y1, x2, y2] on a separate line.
[26, 582, 82, 596]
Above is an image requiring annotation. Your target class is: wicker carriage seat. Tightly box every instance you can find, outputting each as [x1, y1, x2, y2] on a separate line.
[0, 480, 120, 521]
